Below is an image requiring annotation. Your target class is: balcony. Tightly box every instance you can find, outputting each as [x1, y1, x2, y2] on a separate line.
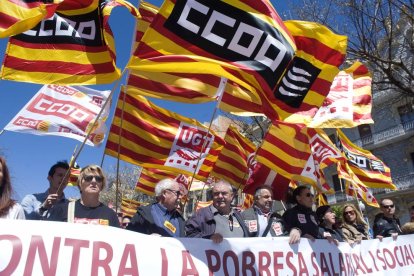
[352, 120, 414, 149]
[327, 172, 414, 204]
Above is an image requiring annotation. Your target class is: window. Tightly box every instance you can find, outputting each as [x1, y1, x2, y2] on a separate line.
[398, 103, 414, 125]
[332, 174, 342, 192]
[328, 134, 337, 144]
[358, 124, 372, 139]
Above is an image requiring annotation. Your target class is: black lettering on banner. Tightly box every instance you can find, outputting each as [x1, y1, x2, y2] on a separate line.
[342, 147, 386, 173]
[274, 57, 321, 108]
[14, 9, 103, 47]
[164, 0, 295, 91]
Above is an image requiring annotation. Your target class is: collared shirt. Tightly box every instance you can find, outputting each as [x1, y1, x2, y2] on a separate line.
[150, 203, 181, 237]
[210, 205, 244, 238]
[20, 189, 67, 220]
[254, 206, 271, 237]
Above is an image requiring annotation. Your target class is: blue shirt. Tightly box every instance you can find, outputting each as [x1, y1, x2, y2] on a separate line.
[150, 203, 181, 237]
[21, 189, 67, 220]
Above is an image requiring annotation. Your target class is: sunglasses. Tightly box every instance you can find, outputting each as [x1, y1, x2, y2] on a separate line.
[166, 189, 182, 197]
[344, 211, 355, 216]
[83, 175, 103, 183]
[382, 204, 394, 209]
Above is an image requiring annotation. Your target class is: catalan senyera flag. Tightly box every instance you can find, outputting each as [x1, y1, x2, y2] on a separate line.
[0, 0, 61, 38]
[105, 91, 225, 181]
[243, 161, 291, 201]
[242, 194, 254, 210]
[127, 0, 297, 119]
[1, 0, 139, 85]
[121, 198, 145, 218]
[279, 20, 347, 124]
[337, 129, 396, 190]
[195, 200, 213, 212]
[210, 126, 256, 188]
[256, 122, 344, 193]
[316, 193, 328, 207]
[136, 167, 178, 196]
[308, 61, 373, 128]
[337, 162, 379, 208]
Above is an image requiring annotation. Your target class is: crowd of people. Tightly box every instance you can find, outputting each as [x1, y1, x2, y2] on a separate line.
[1, 157, 414, 245]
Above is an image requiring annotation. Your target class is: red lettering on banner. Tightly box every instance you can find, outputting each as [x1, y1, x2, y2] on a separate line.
[241, 251, 255, 276]
[27, 94, 95, 130]
[24, 236, 60, 276]
[48, 85, 79, 96]
[118, 244, 139, 276]
[394, 246, 404, 267]
[368, 250, 379, 272]
[376, 249, 387, 270]
[0, 235, 22, 275]
[405, 245, 414, 265]
[13, 116, 40, 129]
[345, 253, 355, 274]
[181, 250, 199, 276]
[205, 250, 220, 276]
[297, 253, 309, 275]
[257, 251, 271, 275]
[91, 241, 113, 275]
[64, 238, 90, 276]
[320, 252, 330, 275]
[161, 248, 168, 276]
[286, 252, 296, 275]
[310, 252, 320, 276]
[383, 248, 396, 269]
[352, 253, 366, 274]
[91, 96, 104, 107]
[273, 252, 284, 275]
[223, 251, 239, 276]
[338, 253, 347, 275]
[359, 252, 372, 273]
[176, 125, 214, 153]
[328, 253, 340, 275]
[400, 246, 407, 266]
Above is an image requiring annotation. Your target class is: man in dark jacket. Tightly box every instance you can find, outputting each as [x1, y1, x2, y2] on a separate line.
[241, 186, 288, 237]
[127, 178, 185, 237]
[185, 180, 249, 243]
[373, 198, 402, 240]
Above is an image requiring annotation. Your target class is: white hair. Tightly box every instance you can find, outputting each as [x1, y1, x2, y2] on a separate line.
[212, 180, 233, 193]
[154, 178, 179, 197]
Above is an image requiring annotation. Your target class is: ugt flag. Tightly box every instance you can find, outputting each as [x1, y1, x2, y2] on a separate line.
[3, 85, 110, 146]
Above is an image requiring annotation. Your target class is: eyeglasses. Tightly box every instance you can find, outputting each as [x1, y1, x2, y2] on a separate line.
[83, 175, 103, 183]
[305, 192, 314, 198]
[344, 211, 355, 216]
[382, 204, 394, 209]
[166, 189, 182, 197]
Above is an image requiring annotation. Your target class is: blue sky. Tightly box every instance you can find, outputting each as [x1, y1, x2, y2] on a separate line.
[0, 0, 289, 200]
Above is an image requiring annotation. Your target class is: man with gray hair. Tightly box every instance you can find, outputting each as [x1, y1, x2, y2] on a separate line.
[126, 178, 185, 237]
[185, 180, 248, 243]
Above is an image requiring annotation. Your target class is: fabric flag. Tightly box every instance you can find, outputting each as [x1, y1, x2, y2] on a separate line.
[1, 0, 139, 85]
[195, 200, 212, 212]
[308, 61, 373, 128]
[0, 0, 61, 38]
[337, 129, 396, 190]
[316, 193, 328, 207]
[127, 0, 297, 118]
[3, 85, 110, 146]
[210, 126, 256, 188]
[105, 91, 225, 180]
[242, 194, 254, 210]
[121, 198, 144, 217]
[256, 121, 345, 194]
[337, 163, 379, 208]
[135, 167, 189, 196]
[278, 20, 347, 124]
[243, 161, 291, 201]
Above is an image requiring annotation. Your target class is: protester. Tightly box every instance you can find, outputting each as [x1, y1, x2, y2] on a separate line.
[127, 178, 185, 237]
[341, 204, 369, 244]
[373, 198, 402, 239]
[21, 160, 69, 220]
[282, 186, 319, 243]
[316, 205, 343, 245]
[47, 165, 119, 227]
[185, 180, 248, 243]
[241, 186, 300, 242]
[401, 205, 414, 234]
[0, 156, 25, 219]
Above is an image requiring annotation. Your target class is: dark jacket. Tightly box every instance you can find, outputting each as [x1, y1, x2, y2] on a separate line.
[241, 207, 287, 237]
[185, 206, 249, 238]
[318, 225, 344, 242]
[373, 213, 402, 237]
[282, 204, 319, 238]
[126, 203, 185, 237]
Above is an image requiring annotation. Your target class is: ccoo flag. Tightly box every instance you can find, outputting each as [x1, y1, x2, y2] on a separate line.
[105, 91, 225, 180]
[1, 0, 139, 85]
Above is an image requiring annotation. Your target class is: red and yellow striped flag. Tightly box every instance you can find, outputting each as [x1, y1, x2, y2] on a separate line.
[135, 167, 189, 196]
[309, 61, 373, 128]
[1, 0, 138, 85]
[210, 126, 256, 188]
[195, 200, 213, 212]
[105, 91, 225, 181]
[0, 0, 60, 38]
[337, 129, 396, 190]
[121, 198, 145, 218]
[242, 194, 254, 210]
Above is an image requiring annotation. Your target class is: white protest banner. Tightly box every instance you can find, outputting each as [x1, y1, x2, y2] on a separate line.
[3, 85, 110, 146]
[0, 220, 413, 275]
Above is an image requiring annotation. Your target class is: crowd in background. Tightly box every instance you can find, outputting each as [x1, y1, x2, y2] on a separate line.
[1, 157, 414, 246]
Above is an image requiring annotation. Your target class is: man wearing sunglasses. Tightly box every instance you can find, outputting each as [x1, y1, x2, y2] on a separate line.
[127, 178, 185, 237]
[373, 198, 402, 240]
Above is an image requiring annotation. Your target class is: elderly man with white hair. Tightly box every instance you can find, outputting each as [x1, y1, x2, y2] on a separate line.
[126, 178, 185, 237]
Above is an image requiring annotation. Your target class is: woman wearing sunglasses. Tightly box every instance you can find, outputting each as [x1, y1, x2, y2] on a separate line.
[282, 185, 319, 242]
[341, 204, 369, 244]
[48, 165, 120, 227]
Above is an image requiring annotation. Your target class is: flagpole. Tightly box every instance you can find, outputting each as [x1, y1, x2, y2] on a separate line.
[184, 78, 228, 214]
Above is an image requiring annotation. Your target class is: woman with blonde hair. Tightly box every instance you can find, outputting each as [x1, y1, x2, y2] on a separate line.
[341, 204, 369, 244]
[0, 156, 25, 219]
